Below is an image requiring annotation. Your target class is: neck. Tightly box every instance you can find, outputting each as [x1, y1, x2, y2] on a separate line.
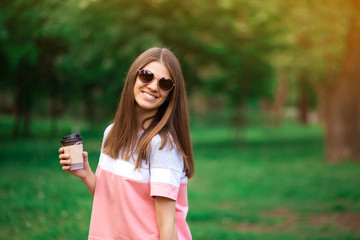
[136, 106, 157, 131]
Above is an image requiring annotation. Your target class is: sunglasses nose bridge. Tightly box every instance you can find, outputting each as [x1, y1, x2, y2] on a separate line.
[146, 76, 160, 90]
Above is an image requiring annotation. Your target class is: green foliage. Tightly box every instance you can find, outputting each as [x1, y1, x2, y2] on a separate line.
[269, 0, 354, 106]
[1, 0, 285, 128]
[1, 115, 360, 239]
[1, 0, 356, 128]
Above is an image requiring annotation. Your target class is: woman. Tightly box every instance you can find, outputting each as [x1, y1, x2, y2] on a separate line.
[59, 47, 194, 240]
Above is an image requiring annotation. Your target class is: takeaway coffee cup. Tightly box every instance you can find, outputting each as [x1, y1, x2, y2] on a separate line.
[60, 133, 84, 170]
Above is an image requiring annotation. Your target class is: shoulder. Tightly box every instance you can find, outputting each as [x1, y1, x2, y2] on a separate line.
[149, 133, 174, 153]
[100, 123, 114, 150]
[150, 134, 162, 146]
[104, 123, 114, 138]
[149, 133, 184, 173]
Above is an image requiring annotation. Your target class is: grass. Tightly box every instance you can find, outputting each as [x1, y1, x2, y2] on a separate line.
[1, 115, 360, 239]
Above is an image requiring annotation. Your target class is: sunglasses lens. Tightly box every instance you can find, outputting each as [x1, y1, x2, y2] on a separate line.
[159, 78, 174, 92]
[138, 69, 154, 83]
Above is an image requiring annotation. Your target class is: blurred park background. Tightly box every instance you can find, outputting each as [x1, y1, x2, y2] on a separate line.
[1, 0, 360, 239]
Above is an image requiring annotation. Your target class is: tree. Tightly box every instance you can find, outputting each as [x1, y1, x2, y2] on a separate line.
[1, 0, 42, 137]
[272, 0, 360, 161]
[319, 0, 360, 161]
[0, 0, 69, 136]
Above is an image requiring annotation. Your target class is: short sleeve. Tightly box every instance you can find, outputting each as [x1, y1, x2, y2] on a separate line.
[149, 136, 185, 201]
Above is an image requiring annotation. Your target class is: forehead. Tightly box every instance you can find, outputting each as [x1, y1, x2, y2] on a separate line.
[142, 61, 171, 78]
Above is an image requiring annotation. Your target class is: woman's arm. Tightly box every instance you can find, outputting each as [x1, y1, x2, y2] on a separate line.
[59, 148, 97, 196]
[155, 196, 178, 240]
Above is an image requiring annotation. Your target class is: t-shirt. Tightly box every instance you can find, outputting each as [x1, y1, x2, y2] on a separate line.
[88, 125, 192, 240]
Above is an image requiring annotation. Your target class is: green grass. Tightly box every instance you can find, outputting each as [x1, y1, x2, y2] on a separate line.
[1, 115, 360, 239]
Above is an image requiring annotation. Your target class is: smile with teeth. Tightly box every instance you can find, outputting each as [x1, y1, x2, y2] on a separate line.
[142, 91, 157, 100]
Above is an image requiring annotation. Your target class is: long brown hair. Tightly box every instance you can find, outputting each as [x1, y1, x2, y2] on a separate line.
[102, 47, 194, 178]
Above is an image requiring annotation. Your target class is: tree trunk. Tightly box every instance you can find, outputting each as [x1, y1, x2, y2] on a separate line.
[84, 84, 95, 121]
[297, 89, 309, 124]
[297, 77, 310, 125]
[50, 98, 63, 135]
[12, 61, 34, 138]
[271, 70, 288, 125]
[12, 96, 22, 138]
[320, 8, 360, 162]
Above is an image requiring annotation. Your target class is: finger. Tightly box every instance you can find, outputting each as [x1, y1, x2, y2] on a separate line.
[62, 165, 71, 171]
[60, 159, 71, 166]
[59, 154, 70, 160]
[58, 147, 64, 153]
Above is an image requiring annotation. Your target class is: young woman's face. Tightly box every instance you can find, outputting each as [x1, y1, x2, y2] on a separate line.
[133, 61, 172, 117]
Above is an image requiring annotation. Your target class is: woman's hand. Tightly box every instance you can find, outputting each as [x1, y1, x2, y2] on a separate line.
[59, 147, 97, 196]
[59, 147, 91, 179]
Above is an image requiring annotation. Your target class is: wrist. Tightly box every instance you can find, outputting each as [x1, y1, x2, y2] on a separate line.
[80, 168, 93, 181]
[80, 169, 96, 197]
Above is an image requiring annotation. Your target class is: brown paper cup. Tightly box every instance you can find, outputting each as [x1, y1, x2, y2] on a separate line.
[61, 134, 84, 170]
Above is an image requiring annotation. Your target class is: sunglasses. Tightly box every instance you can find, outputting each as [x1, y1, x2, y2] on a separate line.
[138, 69, 175, 92]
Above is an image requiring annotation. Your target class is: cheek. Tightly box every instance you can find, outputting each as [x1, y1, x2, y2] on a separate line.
[133, 79, 143, 92]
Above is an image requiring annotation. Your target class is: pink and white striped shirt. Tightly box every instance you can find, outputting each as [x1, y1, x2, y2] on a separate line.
[88, 125, 191, 240]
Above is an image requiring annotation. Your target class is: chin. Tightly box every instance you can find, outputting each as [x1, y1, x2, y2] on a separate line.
[138, 103, 158, 112]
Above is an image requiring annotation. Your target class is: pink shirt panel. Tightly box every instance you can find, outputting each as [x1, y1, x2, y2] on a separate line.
[88, 125, 191, 239]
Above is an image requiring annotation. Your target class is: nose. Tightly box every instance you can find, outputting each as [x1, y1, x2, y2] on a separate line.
[147, 78, 159, 91]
